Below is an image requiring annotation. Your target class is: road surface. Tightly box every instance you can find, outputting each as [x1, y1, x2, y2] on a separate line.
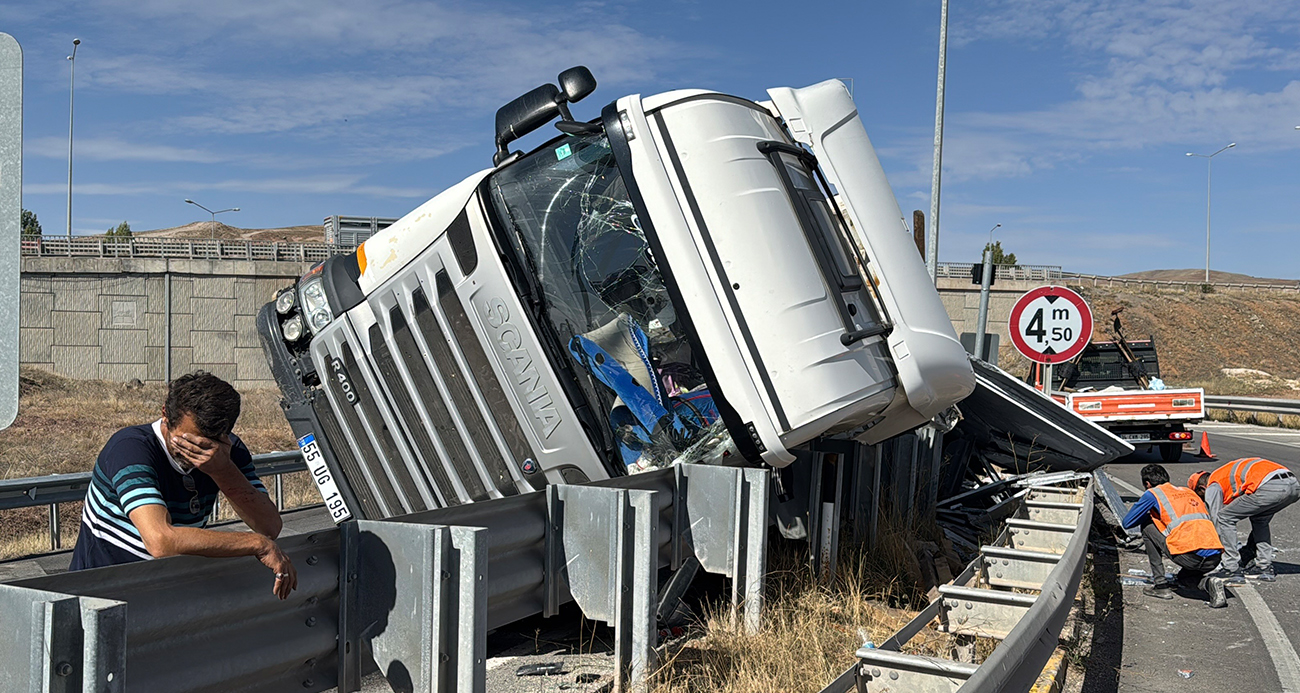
[1092, 422, 1300, 693]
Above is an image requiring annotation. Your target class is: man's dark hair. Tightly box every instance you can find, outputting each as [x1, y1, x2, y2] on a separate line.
[1141, 464, 1170, 489]
[164, 371, 241, 438]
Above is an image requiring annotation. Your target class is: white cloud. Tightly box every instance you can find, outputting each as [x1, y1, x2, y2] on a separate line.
[25, 174, 429, 197]
[27, 136, 226, 163]
[892, 0, 1300, 187]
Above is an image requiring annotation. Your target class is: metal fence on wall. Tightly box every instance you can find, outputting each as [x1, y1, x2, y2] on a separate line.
[935, 263, 1064, 282]
[21, 235, 357, 263]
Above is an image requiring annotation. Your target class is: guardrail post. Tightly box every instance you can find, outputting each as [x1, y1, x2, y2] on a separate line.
[547, 485, 658, 692]
[49, 503, 59, 550]
[341, 520, 487, 693]
[337, 521, 361, 693]
[675, 464, 769, 633]
[0, 584, 127, 693]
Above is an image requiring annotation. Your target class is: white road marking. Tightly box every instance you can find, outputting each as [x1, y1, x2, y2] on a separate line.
[1109, 475, 1145, 497]
[1233, 583, 1300, 692]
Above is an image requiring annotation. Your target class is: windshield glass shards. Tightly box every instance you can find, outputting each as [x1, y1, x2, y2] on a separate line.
[488, 133, 736, 472]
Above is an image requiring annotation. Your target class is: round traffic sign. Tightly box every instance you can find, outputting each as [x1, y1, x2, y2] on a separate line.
[1008, 286, 1093, 364]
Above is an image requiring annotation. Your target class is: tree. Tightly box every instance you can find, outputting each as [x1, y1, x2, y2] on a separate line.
[21, 209, 41, 237]
[106, 221, 132, 238]
[982, 240, 1017, 266]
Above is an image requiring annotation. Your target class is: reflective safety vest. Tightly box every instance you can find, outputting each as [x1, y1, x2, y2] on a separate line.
[1208, 458, 1289, 506]
[1150, 483, 1223, 555]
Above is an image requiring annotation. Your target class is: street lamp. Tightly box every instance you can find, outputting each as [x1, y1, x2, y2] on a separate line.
[66, 38, 80, 237]
[184, 199, 240, 239]
[1185, 142, 1235, 284]
[987, 222, 1001, 246]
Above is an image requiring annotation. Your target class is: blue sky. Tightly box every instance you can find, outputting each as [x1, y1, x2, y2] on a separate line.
[6, 0, 1300, 277]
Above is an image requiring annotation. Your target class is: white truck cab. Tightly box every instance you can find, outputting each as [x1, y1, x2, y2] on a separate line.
[258, 68, 975, 519]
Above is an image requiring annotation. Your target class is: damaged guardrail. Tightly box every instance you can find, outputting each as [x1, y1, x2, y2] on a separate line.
[819, 475, 1094, 693]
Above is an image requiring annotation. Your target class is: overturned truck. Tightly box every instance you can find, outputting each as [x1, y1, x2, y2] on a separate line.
[257, 67, 1113, 524]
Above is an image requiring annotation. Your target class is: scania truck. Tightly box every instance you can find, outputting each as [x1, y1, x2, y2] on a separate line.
[258, 68, 977, 521]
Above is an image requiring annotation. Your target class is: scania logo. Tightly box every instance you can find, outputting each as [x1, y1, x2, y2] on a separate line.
[480, 297, 562, 439]
[330, 357, 360, 406]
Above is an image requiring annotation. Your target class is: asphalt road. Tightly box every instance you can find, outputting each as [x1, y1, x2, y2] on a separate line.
[1096, 422, 1300, 693]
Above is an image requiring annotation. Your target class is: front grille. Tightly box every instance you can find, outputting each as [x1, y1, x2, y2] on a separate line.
[311, 392, 383, 519]
[311, 249, 549, 514]
[434, 271, 522, 496]
[369, 319, 462, 507]
[409, 289, 493, 501]
[342, 345, 427, 514]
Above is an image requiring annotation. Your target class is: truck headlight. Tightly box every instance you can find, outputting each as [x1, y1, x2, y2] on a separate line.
[275, 288, 297, 315]
[281, 314, 306, 342]
[299, 277, 334, 334]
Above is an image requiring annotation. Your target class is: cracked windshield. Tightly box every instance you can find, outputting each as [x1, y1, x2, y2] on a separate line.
[489, 133, 735, 472]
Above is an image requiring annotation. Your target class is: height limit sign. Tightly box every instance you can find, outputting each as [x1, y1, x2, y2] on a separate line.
[1008, 286, 1093, 364]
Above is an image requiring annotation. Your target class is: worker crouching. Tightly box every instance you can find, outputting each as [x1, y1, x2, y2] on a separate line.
[1191, 457, 1300, 583]
[1123, 464, 1227, 608]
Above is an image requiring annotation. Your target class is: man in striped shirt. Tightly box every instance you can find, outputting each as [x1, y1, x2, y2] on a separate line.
[69, 371, 297, 599]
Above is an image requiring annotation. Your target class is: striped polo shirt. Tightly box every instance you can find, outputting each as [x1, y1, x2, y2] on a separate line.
[69, 421, 266, 570]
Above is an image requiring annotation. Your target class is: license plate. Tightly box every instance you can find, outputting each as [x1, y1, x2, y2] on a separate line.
[298, 433, 352, 523]
[1120, 433, 1150, 442]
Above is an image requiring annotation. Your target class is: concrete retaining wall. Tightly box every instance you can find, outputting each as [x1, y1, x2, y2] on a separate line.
[18, 258, 1056, 389]
[937, 277, 1053, 347]
[20, 257, 310, 389]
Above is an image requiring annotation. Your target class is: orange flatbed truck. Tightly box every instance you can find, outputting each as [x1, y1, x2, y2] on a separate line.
[1038, 334, 1203, 462]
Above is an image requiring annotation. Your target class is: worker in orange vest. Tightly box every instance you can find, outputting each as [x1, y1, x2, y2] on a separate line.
[1123, 464, 1226, 607]
[1191, 457, 1299, 583]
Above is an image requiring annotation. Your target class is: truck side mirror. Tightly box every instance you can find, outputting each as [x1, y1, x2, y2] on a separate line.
[558, 66, 596, 104]
[494, 84, 563, 165]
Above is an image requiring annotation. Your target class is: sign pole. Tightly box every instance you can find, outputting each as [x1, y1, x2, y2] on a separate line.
[1044, 362, 1053, 399]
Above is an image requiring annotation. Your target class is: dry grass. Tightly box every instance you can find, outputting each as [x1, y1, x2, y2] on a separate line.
[1, 367, 306, 560]
[0, 367, 297, 480]
[651, 515, 982, 692]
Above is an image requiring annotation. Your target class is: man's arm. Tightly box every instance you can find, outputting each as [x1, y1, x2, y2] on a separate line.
[172, 433, 283, 538]
[1204, 483, 1224, 521]
[129, 505, 298, 599]
[1121, 490, 1158, 529]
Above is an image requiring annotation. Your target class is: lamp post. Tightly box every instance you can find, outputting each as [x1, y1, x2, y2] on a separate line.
[66, 38, 80, 237]
[926, 0, 950, 283]
[986, 222, 1001, 247]
[1185, 142, 1235, 284]
[184, 199, 240, 239]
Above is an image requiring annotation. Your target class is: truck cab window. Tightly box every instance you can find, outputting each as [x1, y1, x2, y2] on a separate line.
[489, 134, 736, 471]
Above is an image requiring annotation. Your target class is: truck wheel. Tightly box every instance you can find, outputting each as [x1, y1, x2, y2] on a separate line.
[1160, 445, 1183, 463]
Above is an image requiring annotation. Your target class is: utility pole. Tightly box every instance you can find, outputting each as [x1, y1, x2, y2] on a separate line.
[66, 38, 80, 237]
[926, 0, 950, 283]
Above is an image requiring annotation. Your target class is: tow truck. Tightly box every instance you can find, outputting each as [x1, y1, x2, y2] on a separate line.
[1044, 308, 1203, 462]
[257, 67, 978, 521]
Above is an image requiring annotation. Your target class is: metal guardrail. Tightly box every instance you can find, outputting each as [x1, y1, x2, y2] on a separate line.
[820, 475, 1093, 693]
[0, 450, 306, 551]
[1061, 272, 1300, 294]
[1204, 395, 1300, 417]
[20, 235, 356, 263]
[2, 462, 769, 693]
[935, 263, 1063, 282]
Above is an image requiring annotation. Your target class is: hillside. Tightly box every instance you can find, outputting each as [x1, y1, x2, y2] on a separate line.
[1120, 269, 1300, 285]
[126, 222, 325, 242]
[1061, 286, 1300, 397]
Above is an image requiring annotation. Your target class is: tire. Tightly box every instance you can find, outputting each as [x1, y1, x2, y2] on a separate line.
[1160, 444, 1183, 463]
